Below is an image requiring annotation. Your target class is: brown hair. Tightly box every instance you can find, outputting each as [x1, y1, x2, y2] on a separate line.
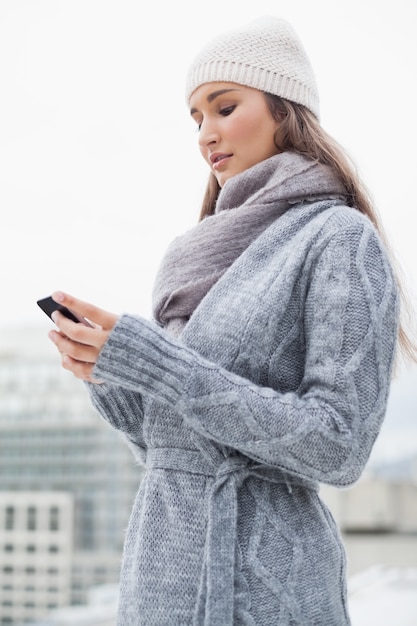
[198, 93, 417, 365]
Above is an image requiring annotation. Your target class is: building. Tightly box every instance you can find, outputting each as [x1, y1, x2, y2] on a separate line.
[320, 463, 417, 534]
[0, 491, 73, 625]
[29, 584, 118, 626]
[0, 328, 142, 624]
[320, 466, 417, 579]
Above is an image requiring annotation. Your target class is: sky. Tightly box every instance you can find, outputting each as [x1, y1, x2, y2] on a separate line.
[0, 0, 416, 452]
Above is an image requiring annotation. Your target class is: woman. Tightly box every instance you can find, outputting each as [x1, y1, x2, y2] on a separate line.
[48, 17, 415, 625]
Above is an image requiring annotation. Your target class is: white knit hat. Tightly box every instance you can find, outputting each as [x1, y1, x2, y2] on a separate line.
[186, 17, 320, 119]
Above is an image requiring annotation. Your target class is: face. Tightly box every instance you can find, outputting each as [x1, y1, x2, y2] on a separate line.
[190, 82, 281, 187]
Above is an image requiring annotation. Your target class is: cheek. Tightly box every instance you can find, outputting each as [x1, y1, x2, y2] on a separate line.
[252, 119, 279, 156]
[233, 113, 276, 150]
[199, 145, 211, 166]
[232, 114, 259, 141]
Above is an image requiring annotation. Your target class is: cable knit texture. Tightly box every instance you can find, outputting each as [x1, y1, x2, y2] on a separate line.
[87, 156, 399, 625]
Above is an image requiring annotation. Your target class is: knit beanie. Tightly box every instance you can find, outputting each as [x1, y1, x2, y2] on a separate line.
[186, 17, 320, 119]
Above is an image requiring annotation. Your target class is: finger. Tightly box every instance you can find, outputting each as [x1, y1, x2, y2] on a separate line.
[50, 310, 109, 349]
[52, 291, 118, 330]
[49, 328, 101, 363]
[62, 354, 104, 384]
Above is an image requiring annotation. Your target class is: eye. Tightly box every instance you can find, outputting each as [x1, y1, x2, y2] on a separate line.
[220, 105, 236, 117]
[192, 117, 202, 132]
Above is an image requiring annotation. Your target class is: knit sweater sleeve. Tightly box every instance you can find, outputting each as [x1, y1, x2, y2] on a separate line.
[86, 383, 147, 462]
[91, 222, 399, 486]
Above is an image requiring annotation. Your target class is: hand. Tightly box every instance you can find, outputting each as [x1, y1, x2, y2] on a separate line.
[48, 291, 119, 383]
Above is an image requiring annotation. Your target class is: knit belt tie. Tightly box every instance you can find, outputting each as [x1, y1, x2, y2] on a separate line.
[146, 447, 318, 626]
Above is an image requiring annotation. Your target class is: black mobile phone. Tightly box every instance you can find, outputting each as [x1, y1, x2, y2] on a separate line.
[37, 296, 92, 326]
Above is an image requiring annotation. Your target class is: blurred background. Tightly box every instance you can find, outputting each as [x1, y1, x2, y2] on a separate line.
[0, 1, 416, 624]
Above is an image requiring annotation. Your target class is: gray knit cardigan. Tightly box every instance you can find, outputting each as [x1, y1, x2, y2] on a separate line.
[88, 196, 398, 625]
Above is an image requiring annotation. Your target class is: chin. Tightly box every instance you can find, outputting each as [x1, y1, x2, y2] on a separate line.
[217, 172, 234, 188]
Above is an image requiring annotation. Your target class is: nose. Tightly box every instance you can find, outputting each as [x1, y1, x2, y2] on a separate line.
[198, 118, 219, 149]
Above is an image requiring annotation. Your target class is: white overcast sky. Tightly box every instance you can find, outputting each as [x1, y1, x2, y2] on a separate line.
[1, 0, 416, 324]
[0, 0, 416, 458]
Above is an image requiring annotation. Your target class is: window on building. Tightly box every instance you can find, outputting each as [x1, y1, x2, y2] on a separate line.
[4, 545, 14, 552]
[5, 507, 14, 530]
[49, 506, 60, 531]
[26, 544, 36, 553]
[73, 580, 83, 590]
[48, 545, 59, 553]
[27, 506, 36, 531]
[24, 601, 35, 608]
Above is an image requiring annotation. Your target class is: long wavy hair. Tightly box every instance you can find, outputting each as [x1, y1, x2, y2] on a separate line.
[198, 93, 416, 365]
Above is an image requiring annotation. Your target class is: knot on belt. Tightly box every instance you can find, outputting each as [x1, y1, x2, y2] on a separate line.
[215, 454, 251, 480]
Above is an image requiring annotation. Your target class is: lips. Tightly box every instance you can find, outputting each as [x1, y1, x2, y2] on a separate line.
[210, 152, 232, 170]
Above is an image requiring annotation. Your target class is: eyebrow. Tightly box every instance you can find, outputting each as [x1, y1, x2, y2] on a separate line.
[190, 88, 241, 115]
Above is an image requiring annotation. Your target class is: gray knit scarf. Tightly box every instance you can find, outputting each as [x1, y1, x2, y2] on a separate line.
[152, 151, 347, 336]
